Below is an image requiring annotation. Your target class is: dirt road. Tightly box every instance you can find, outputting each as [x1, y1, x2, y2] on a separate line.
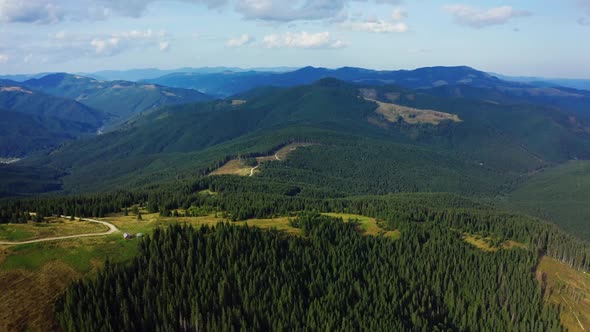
[0, 216, 118, 245]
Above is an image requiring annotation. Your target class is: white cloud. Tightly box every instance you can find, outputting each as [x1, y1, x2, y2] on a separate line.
[261, 31, 347, 49]
[344, 20, 408, 33]
[89, 29, 168, 56]
[226, 34, 253, 47]
[90, 37, 121, 56]
[54, 30, 67, 39]
[159, 41, 170, 51]
[0, 53, 8, 63]
[23, 53, 33, 63]
[0, 0, 63, 24]
[391, 7, 407, 21]
[444, 5, 531, 28]
[0, 0, 414, 24]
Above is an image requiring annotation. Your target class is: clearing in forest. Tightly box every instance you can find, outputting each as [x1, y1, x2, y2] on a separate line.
[537, 256, 590, 332]
[462, 233, 527, 252]
[322, 213, 401, 239]
[209, 143, 314, 177]
[367, 98, 461, 126]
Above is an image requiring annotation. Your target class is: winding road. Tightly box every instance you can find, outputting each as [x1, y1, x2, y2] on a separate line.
[0, 216, 119, 246]
[249, 147, 299, 177]
[249, 164, 261, 177]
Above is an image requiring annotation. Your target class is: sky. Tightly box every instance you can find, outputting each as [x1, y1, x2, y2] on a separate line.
[0, 0, 589, 78]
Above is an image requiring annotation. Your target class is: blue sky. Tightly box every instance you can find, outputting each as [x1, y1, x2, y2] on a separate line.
[0, 0, 589, 78]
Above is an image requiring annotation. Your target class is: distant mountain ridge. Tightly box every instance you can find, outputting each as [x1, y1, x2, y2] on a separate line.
[0, 80, 109, 157]
[492, 73, 590, 91]
[23, 73, 212, 122]
[0, 72, 212, 157]
[143, 66, 590, 118]
[143, 66, 504, 97]
[79, 66, 298, 81]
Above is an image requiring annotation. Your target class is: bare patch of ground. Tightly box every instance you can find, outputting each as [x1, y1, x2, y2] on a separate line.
[0, 261, 79, 332]
[209, 143, 315, 177]
[368, 98, 462, 126]
[537, 256, 590, 331]
[0, 87, 32, 94]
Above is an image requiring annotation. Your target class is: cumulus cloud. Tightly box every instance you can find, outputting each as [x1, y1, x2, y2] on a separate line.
[344, 19, 407, 33]
[444, 5, 531, 28]
[0, 0, 413, 24]
[261, 31, 346, 49]
[0, 53, 8, 63]
[0, 0, 63, 24]
[341, 6, 409, 33]
[54, 30, 67, 39]
[391, 7, 407, 21]
[159, 41, 170, 51]
[90, 37, 122, 56]
[236, 0, 349, 22]
[226, 34, 253, 47]
[90, 29, 169, 56]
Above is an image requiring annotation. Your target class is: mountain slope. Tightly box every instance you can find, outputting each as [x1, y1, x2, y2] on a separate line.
[24, 73, 213, 122]
[0, 81, 107, 125]
[18, 79, 590, 195]
[0, 82, 109, 157]
[146, 66, 590, 119]
[0, 111, 98, 157]
[144, 66, 509, 96]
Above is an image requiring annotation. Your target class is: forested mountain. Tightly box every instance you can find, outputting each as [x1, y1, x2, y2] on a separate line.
[0, 82, 109, 157]
[2, 69, 590, 331]
[143, 66, 590, 121]
[0, 81, 107, 126]
[12, 78, 590, 196]
[143, 66, 501, 97]
[23, 73, 212, 122]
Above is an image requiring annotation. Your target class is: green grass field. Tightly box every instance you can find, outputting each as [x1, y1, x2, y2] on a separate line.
[0, 218, 107, 242]
[322, 212, 401, 239]
[462, 233, 527, 252]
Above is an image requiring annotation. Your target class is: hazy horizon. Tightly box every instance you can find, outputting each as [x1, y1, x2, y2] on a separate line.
[1, 0, 589, 78]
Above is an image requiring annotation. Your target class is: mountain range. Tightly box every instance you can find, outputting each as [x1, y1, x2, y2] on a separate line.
[2, 65, 590, 241]
[0, 74, 212, 157]
[142, 66, 590, 118]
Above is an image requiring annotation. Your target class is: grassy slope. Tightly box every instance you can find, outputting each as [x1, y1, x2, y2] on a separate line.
[0, 218, 107, 242]
[537, 256, 590, 331]
[503, 160, 590, 241]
